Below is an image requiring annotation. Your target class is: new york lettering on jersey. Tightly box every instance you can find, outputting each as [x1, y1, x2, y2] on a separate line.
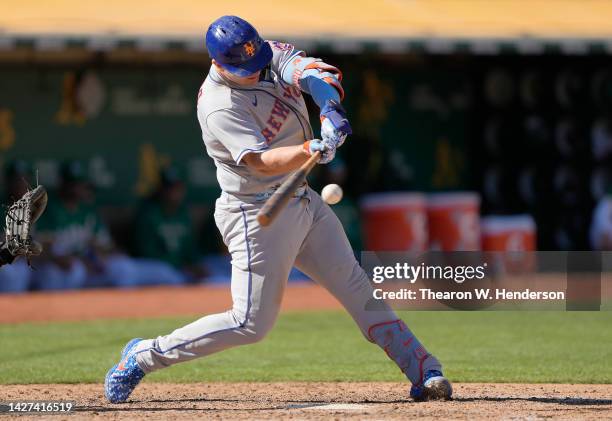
[261, 97, 291, 143]
[195, 40, 312, 197]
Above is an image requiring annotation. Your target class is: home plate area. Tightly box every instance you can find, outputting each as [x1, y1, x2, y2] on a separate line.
[2, 383, 611, 420]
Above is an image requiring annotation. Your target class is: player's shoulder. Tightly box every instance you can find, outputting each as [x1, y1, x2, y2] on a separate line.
[267, 40, 297, 53]
[197, 72, 252, 117]
[267, 40, 304, 59]
[267, 40, 304, 73]
[197, 75, 232, 115]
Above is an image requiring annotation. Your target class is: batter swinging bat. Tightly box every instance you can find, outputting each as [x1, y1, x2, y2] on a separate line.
[256, 151, 321, 227]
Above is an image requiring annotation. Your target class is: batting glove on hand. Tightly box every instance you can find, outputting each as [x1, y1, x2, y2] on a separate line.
[320, 99, 352, 148]
[303, 139, 336, 164]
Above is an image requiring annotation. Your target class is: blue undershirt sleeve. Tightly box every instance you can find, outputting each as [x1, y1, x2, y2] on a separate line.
[299, 76, 341, 109]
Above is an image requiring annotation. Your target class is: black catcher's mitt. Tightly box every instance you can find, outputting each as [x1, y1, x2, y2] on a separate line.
[5, 185, 48, 261]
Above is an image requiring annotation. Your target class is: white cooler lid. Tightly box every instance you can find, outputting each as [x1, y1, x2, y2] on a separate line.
[481, 214, 536, 234]
[360, 192, 426, 210]
[427, 192, 481, 209]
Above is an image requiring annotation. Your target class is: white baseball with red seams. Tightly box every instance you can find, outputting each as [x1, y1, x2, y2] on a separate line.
[321, 184, 343, 205]
[130, 40, 444, 394]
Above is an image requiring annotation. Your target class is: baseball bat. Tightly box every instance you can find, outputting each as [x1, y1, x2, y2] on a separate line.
[256, 150, 321, 227]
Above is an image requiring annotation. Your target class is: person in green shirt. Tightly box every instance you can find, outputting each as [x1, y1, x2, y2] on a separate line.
[133, 167, 205, 281]
[34, 161, 186, 290]
[34, 160, 110, 290]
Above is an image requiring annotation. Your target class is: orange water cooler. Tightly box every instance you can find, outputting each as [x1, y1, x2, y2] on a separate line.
[481, 215, 537, 252]
[427, 192, 481, 251]
[481, 214, 537, 273]
[360, 193, 427, 251]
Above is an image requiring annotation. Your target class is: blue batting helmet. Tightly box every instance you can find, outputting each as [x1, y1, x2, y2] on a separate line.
[205, 16, 272, 77]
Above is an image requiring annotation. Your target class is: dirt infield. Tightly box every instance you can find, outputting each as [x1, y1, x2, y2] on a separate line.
[1, 383, 611, 420]
[0, 283, 342, 323]
[2, 286, 611, 419]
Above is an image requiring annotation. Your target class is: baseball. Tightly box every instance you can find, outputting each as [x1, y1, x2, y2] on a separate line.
[321, 184, 343, 205]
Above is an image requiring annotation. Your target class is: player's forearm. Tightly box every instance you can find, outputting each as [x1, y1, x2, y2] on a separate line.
[299, 76, 340, 108]
[244, 145, 309, 176]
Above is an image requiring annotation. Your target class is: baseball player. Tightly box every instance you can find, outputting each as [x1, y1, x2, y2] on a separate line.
[105, 15, 452, 403]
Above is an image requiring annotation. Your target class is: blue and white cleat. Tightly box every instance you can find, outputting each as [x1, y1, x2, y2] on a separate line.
[410, 370, 453, 401]
[104, 338, 146, 403]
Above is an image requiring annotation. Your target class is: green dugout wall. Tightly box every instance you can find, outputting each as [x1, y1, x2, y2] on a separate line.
[0, 52, 471, 205]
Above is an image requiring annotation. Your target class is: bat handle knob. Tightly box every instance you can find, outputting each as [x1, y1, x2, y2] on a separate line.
[257, 213, 271, 227]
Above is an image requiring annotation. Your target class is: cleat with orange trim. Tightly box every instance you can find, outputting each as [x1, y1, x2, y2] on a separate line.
[104, 338, 145, 403]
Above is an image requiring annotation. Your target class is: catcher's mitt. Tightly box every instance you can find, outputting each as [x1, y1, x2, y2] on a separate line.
[5, 185, 48, 260]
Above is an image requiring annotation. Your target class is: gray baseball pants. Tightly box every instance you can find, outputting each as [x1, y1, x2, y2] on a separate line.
[133, 188, 441, 385]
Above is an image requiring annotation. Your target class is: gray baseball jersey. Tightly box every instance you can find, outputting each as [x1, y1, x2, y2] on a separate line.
[197, 41, 313, 199]
[132, 41, 443, 388]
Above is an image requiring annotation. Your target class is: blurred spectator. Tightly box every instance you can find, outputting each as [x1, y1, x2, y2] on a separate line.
[0, 161, 34, 292]
[590, 192, 612, 250]
[34, 160, 184, 290]
[34, 160, 111, 289]
[133, 166, 206, 281]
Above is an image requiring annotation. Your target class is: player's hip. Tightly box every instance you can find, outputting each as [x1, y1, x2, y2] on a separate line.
[213, 185, 329, 241]
[217, 182, 309, 206]
[213, 192, 313, 257]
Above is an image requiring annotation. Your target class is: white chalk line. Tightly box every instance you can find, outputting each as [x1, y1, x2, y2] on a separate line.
[284, 403, 371, 411]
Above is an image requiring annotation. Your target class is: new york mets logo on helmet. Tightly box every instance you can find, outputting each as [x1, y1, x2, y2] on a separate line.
[244, 41, 256, 57]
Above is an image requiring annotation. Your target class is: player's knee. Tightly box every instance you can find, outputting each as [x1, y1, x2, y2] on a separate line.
[249, 313, 277, 343]
[231, 323, 272, 345]
[233, 311, 276, 344]
[247, 325, 270, 343]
